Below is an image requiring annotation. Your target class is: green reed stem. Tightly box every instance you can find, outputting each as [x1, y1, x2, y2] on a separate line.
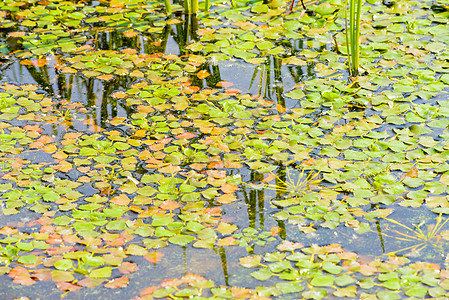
[345, 0, 363, 76]
[184, 0, 190, 13]
[164, 0, 172, 15]
[204, 0, 210, 11]
[192, 0, 198, 14]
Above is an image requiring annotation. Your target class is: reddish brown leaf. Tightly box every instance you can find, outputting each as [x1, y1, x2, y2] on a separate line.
[13, 275, 35, 286]
[276, 240, 303, 252]
[140, 286, 158, 296]
[175, 132, 196, 140]
[56, 282, 82, 292]
[32, 269, 52, 281]
[78, 278, 105, 288]
[216, 81, 233, 88]
[104, 276, 129, 289]
[23, 124, 42, 133]
[160, 278, 183, 288]
[9, 266, 30, 278]
[181, 274, 206, 284]
[118, 262, 138, 274]
[204, 207, 221, 216]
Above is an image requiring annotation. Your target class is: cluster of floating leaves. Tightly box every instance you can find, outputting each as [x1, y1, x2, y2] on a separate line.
[1, 0, 449, 297]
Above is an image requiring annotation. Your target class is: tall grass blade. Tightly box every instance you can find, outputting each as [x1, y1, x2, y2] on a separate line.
[204, 0, 210, 11]
[192, 0, 199, 14]
[164, 0, 172, 15]
[345, 0, 363, 76]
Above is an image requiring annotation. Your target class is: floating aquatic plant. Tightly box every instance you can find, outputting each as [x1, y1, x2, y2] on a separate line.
[380, 214, 449, 257]
[262, 167, 323, 198]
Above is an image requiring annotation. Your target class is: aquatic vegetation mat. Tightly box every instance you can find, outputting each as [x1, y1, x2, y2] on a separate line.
[1, 0, 449, 298]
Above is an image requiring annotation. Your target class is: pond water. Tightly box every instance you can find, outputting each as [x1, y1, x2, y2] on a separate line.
[1, 0, 449, 299]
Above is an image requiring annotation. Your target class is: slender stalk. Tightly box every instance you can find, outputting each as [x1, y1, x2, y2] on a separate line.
[345, 0, 363, 76]
[164, 0, 172, 15]
[184, 0, 190, 14]
[192, 0, 198, 14]
[204, 0, 210, 11]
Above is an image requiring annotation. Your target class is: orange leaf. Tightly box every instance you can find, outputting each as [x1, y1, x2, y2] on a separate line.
[176, 132, 196, 140]
[111, 91, 127, 99]
[138, 149, 152, 160]
[197, 70, 210, 79]
[123, 30, 138, 38]
[270, 226, 281, 236]
[159, 199, 181, 211]
[13, 275, 35, 286]
[216, 81, 233, 88]
[37, 135, 54, 144]
[97, 74, 114, 81]
[0, 226, 18, 235]
[221, 183, 238, 194]
[276, 240, 303, 252]
[105, 276, 129, 289]
[110, 0, 125, 7]
[322, 243, 344, 253]
[189, 163, 206, 170]
[134, 129, 146, 138]
[43, 144, 58, 153]
[56, 282, 82, 292]
[160, 278, 183, 288]
[208, 161, 224, 169]
[23, 124, 42, 133]
[78, 278, 105, 288]
[181, 274, 206, 284]
[9, 266, 30, 278]
[224, 88, 241, 96]
[118, 262, 138, 274]
[110, 194, 131, 206]
[158, 164, 180, 174]
[122, 48, 138, 55]
[32, 269, 52, 281]
[205, 170, 226, 179]
[37, 216, 53, 226]
[359, 264, 377, 276]
[7, 31, 25, 38]
[216, 193, 237, 204]
[57, 160, 73, 173]
[204, 207, 221, 216]
[110, 117, 126, 126]
[144, 252, 165, 264]
[217, 236, 236, 246]
[197, 28, 216, 35]
[140, 286, 158, 296]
